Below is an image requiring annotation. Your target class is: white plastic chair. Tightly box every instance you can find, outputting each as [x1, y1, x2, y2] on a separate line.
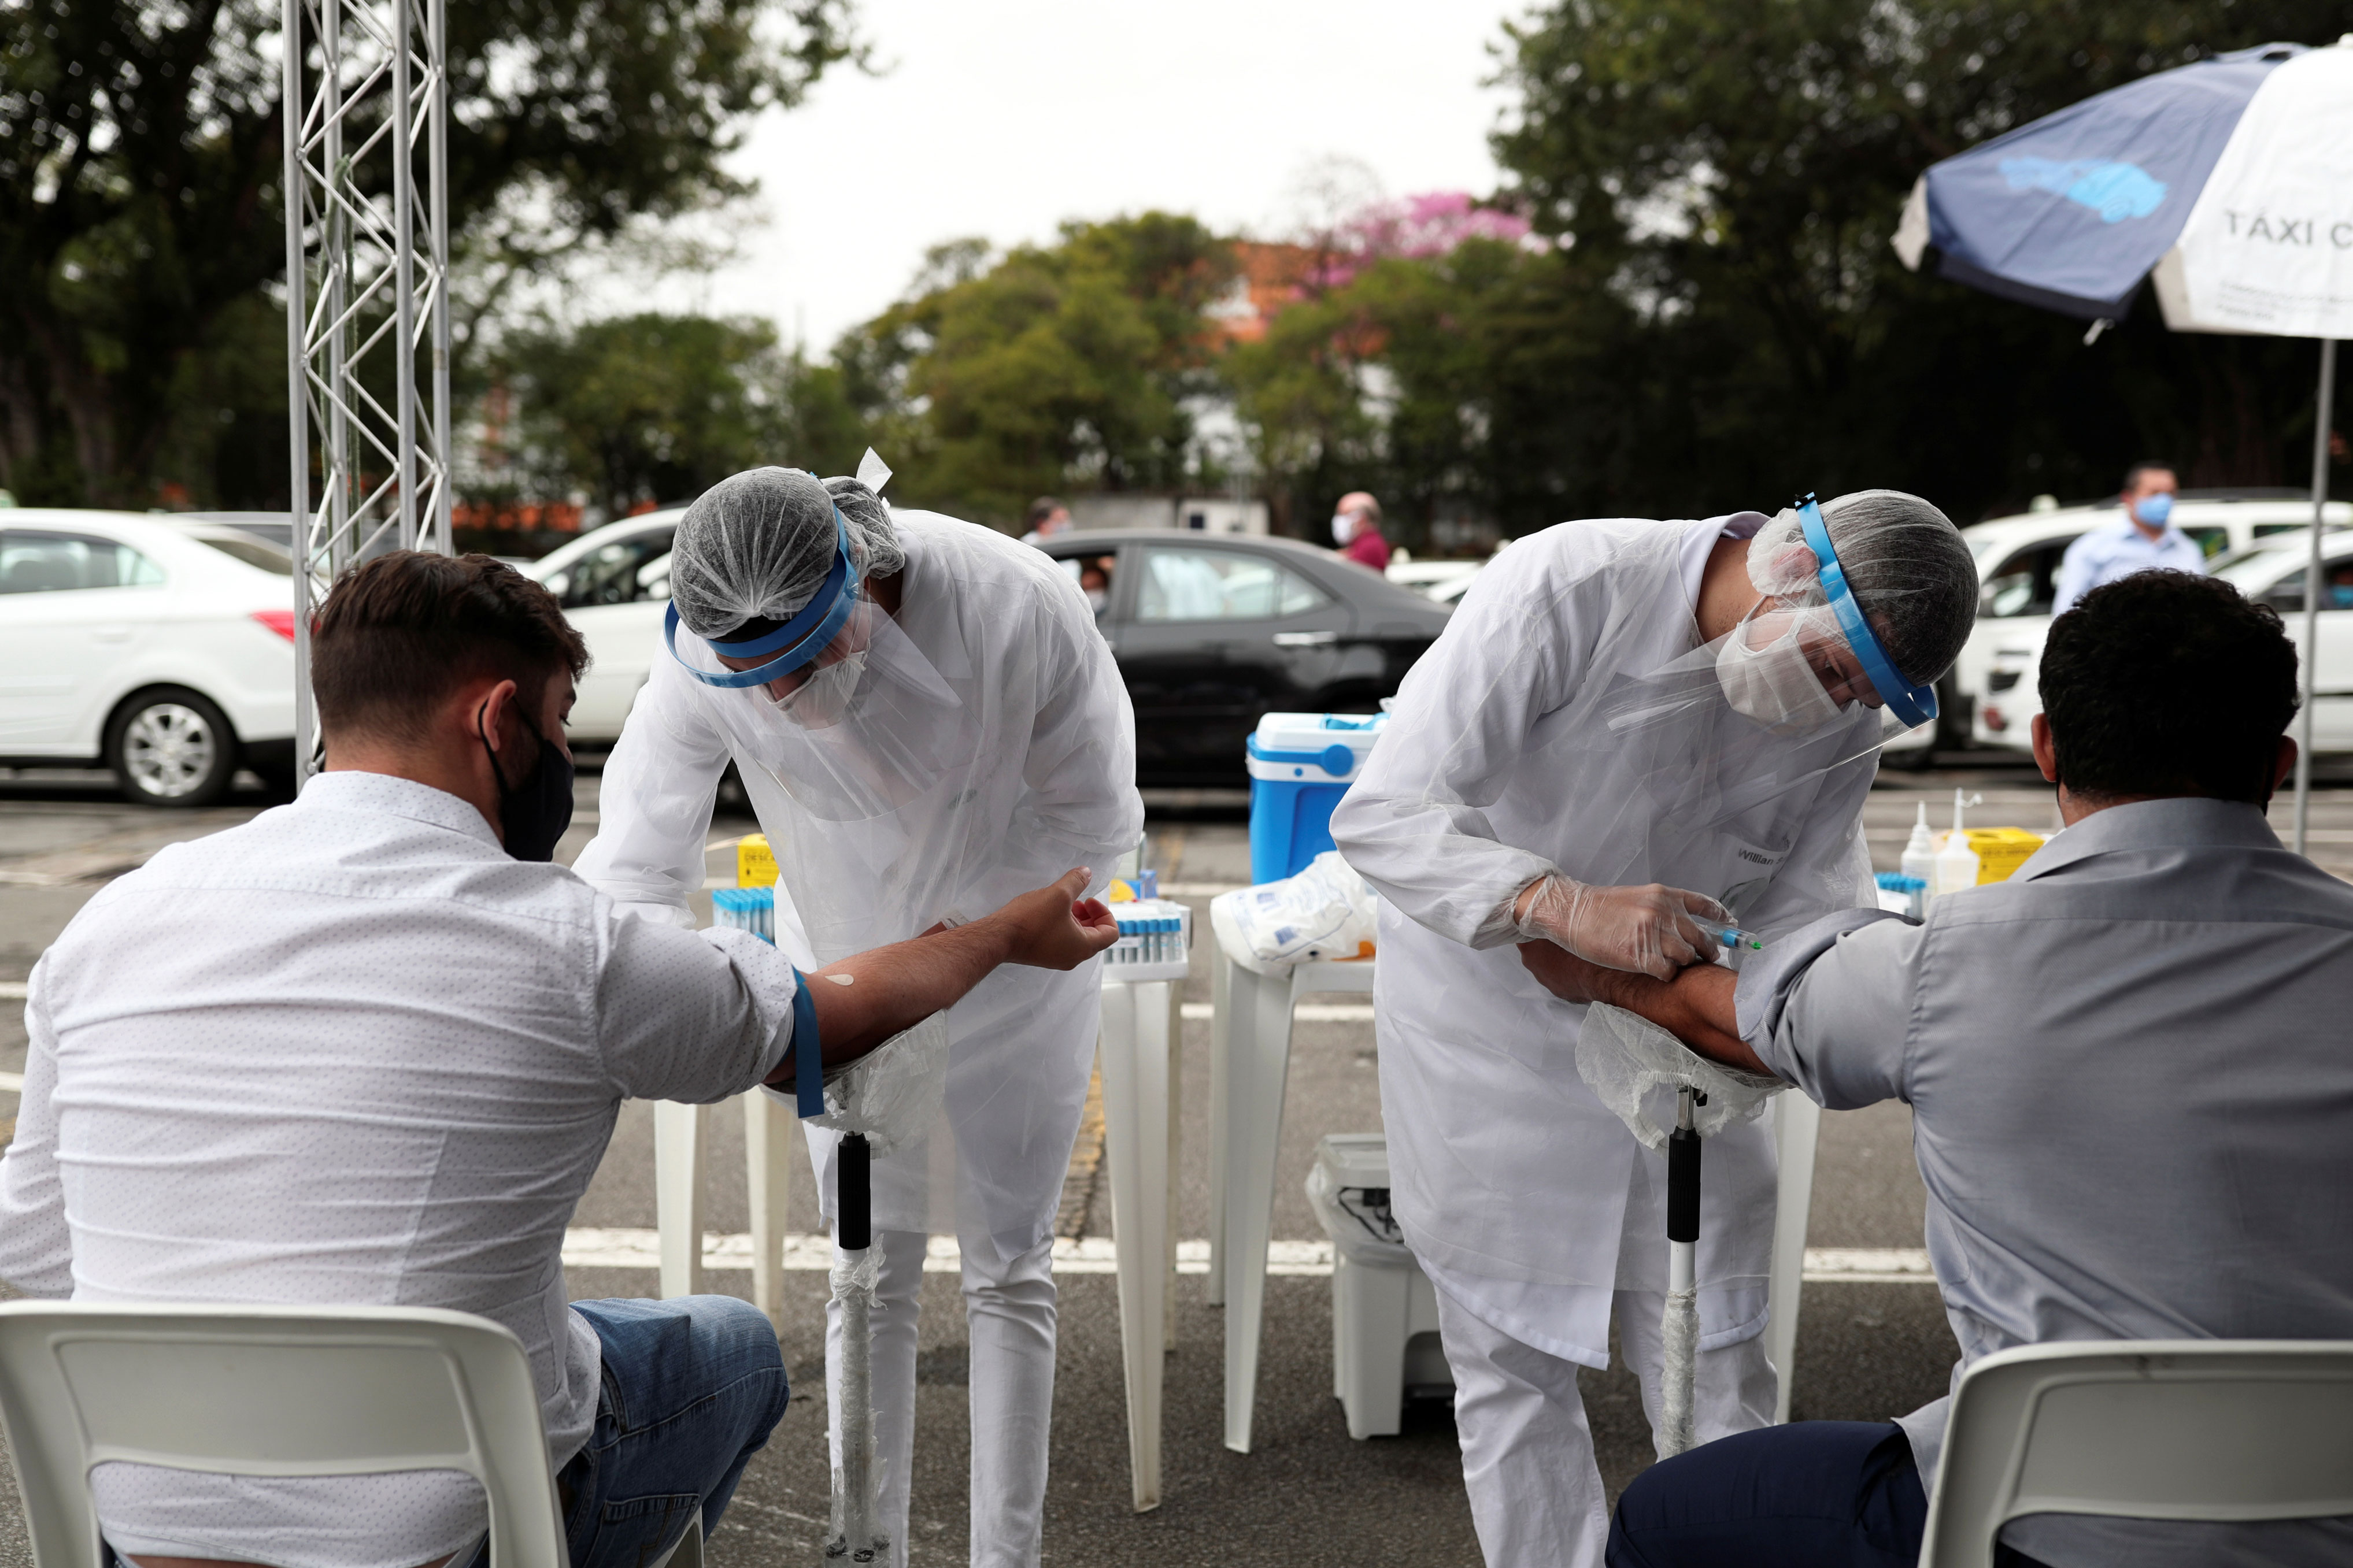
[0, 1301, 703, 1568]
[1919, 1339, 2353, 1568]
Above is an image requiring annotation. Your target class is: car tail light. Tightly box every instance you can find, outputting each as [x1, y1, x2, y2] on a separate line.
[1982, 705, 2007, 733]
[250, 609, 299, 642]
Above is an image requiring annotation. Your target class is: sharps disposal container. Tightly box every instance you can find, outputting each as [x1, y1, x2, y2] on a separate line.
[1305, 1133, 1452, 1439]
[1246, 713, 1387, 884]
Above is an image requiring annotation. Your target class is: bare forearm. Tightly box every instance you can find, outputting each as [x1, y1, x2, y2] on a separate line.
[759, 867, 1115, 1090]
[1595, 965, 1765, 1076]
[1519, 939, 1769, 1076]
[766, 920, 1012, 1084]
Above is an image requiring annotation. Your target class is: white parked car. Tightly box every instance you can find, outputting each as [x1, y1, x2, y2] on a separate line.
[0, 510, 299, 804]
[1385, 558, 1483, 606]
[523, 509, 686, 743]
[1963, 499, 2353, 753]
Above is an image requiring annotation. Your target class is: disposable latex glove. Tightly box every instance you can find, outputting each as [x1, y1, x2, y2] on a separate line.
[1510, 872, 1727, 982]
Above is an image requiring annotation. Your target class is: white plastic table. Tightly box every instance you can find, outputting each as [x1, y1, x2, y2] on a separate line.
[653, 1091, 796, 1332]
[651, 984, 1185, 1514]
[1094, 975, 1183, 1512]
[1208, 931, 1823, 1452]
[1208, 943, 1377, 1452]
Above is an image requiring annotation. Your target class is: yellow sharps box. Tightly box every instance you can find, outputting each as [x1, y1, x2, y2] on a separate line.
[737, 833, 778, 888]
[1964, 826, 2047, 884]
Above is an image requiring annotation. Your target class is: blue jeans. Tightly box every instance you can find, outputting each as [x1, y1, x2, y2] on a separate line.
[546, 1296, 790, 1568]
[1607, 1421, 2052, 1568]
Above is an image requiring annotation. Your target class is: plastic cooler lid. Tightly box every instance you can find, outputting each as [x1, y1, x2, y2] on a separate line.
[1249, 711, 1387, 774]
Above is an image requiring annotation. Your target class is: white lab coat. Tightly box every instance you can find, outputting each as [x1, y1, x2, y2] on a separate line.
[574, 510, 1143, 1258]
[1330, 515, 1875, 1367]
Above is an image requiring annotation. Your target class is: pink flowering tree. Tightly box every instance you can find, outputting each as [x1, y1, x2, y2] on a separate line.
[1314, 192, 1538, 290]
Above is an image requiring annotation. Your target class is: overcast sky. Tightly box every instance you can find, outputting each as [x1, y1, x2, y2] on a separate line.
[656, 0, 1537, 351]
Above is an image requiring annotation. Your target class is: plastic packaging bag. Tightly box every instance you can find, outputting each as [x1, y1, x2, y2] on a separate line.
[802, 1011, 951, 1158]
[1208, 850, 1379, 972]
[1575, 1001, 1784, 1150]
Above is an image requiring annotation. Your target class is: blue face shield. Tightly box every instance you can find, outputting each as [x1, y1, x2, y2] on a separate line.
[663, 508, 865, 690]
[1796, 493, 1939, 731]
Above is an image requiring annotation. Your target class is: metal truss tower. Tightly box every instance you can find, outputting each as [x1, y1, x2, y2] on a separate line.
[280, 0, 452, 781]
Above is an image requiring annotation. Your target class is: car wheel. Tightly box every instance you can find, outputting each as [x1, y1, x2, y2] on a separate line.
[106, 688, 239, 807]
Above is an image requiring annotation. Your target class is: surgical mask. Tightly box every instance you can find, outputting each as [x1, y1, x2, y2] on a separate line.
[2132, 492, 2174, 527]
[478, 703, 574, 861]
[1714, 605, 1843, 736]
[766, 648, 869, 729]
[1085, 587, 1108, 614]
[1330, 513, 1355, 545]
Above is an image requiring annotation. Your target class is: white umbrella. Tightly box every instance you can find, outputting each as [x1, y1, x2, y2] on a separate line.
[2151, 42, 2350, 840]
[1896, 38, 2353, 840]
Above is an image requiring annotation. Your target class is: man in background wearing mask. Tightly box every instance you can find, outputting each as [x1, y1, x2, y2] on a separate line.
[2051, 459, 2200, 614]
[575, 459, 1141, 1568]
[1331, 491, 1978, 1568]
[0, 550, 1120, 1568]
[1019, 495, 1072, 546]
[1331, 490, 1391, 571]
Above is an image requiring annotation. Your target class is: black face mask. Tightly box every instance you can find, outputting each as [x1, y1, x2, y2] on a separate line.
[478, 701, 575, 862]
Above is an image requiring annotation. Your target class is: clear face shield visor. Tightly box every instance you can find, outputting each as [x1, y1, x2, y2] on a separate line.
[1585, 493, 1940, 871]
[665, 508, 972, 822]
[1707, 494, 1939, 751]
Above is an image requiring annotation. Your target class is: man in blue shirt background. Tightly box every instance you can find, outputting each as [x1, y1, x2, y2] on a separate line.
[2050, 459, 2202, 614]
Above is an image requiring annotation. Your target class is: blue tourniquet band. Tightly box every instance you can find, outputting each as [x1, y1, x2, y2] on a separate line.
[789, 969, 824, 1118]
[1796, 494, 1938, 729]
[665, 509, 864, 690]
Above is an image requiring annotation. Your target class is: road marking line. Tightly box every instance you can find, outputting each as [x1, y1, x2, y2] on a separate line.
[0, 1072, 20, 1092]
[1176, 1002, 1372, 1021]
[0, 982, 25, 1000]
[1157, 882, 1243, 896]
[558, 1229, 1935, 1283]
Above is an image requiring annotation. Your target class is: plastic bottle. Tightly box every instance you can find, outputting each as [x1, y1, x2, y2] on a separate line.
[1899, 802, 1938, 891]
[1934, 788, 1981, 896]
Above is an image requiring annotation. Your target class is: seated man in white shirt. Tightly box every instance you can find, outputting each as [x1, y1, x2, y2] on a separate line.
[1519, 570, 2353, 1568]
[0, 550, 1118, 1568]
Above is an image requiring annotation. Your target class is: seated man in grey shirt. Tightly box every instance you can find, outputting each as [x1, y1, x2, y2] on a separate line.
[1520, 570, 2353, 1568]
[0, 551, 1118, 1568]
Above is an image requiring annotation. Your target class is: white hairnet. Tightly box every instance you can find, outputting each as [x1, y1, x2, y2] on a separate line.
[1745, 490, 1977, 686]
[669, 464, 906, 640]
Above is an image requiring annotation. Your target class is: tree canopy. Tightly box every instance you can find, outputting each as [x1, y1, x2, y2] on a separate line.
[0, 0, 857, 507]
[1485, 0, 2353, 523]
[838, 214, 1238, 528]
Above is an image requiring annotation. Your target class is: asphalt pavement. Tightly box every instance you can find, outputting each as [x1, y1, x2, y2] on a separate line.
[3, 756, 2352, 1565]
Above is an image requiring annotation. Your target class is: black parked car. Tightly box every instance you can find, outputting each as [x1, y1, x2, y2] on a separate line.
[1038, 530, 1453, 785]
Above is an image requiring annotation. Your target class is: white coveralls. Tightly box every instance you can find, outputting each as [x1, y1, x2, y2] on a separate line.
[574, 510, 1143, 1568]
[1329, 514, 1877, 1568]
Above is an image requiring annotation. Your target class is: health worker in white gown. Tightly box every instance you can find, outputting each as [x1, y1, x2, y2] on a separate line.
[573, 457, 1142, 1568]
[1331, 491, 1979, 1568]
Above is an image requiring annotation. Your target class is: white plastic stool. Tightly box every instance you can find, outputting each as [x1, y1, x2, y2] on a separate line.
[1096, 976, 1183, 1511]
[1209, 926, 1825, 1451]
[653, 1090, 796, 1330]
[1306, 1133, 1451, 1439]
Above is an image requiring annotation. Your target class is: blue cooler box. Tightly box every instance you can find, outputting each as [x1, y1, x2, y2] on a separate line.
[1246, 713, 1388, 884]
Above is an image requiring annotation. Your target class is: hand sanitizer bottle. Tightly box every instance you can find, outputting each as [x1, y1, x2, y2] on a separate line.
[1934, 788, 1980, 896]
[1900, 802, 1937, 891]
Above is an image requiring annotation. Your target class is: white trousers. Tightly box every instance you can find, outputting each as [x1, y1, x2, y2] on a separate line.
[824, 1226, 1057, 1568]
[1433, 1281, 1777, 1568]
